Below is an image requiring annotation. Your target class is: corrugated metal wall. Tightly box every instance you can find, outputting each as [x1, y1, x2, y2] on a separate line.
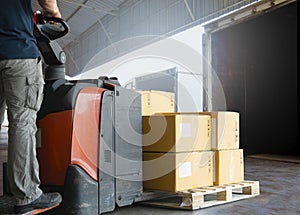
[65, 0, 257, 76]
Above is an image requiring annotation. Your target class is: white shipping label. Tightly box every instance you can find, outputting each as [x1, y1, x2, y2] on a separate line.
[180, 123, 192, 138]
[179, 162, 191, 178]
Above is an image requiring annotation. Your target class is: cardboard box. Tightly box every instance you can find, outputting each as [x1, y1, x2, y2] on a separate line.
[155, 111, 239, 150]
[143, 151, 213, 191]
[142, 113, 211, 152]
[138, 90, 175, 116]
[214, 149, 244, 185]
[198, 112, 239, 150]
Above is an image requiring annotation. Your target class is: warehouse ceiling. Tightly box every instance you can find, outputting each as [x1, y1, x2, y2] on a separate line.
[32, 0, 126, 48]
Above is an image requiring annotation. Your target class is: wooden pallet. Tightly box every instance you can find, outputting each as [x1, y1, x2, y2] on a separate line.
[140, 181, 260, 210]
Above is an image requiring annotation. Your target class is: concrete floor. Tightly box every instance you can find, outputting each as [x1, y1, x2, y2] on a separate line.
[0, 126, 300, 214]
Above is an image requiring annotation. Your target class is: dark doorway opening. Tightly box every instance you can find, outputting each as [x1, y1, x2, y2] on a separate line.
[211, 2, 297, 155]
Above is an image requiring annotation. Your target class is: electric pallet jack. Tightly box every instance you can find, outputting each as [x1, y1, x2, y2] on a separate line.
[1, 12, 143, 214]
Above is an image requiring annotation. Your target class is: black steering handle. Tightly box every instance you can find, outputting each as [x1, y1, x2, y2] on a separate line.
[33, 11, 69, 66]
[40, 16, 70, 40]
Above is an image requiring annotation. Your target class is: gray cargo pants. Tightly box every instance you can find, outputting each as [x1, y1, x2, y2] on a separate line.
[0, 95, 5, 126]
[0, 59, 44, 205]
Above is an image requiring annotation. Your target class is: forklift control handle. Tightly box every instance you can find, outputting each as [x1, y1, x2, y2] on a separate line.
[34, 11, 70, 41]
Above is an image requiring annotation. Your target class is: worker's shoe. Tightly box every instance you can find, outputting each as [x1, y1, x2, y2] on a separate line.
[14, 192, 62, 215]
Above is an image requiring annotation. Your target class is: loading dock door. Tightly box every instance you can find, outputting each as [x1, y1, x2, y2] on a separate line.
[202, 0, 297, 155]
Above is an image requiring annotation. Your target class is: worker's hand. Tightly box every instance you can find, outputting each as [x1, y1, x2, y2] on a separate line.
[43, 9, 61, 19]
[51, 10, 61, 19]
[43, 9, 62, 25]
[38, 0, 62, 18]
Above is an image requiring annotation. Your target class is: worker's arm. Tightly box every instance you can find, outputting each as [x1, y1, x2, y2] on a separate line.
[37, 0, 61, 18]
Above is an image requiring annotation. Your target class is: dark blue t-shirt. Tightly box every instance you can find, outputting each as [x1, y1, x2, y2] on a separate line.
[0, 0, 39, 60]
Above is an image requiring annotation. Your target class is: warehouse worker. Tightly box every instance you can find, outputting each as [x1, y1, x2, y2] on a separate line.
[0, 0, 62, 214]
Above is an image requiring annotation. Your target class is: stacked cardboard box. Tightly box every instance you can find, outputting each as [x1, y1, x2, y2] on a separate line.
[139, 91, 244, 190]
[142, 114, 211, 152]
[142, 113, 214, 192]
[143, 151, 213, 191]
[137, 90, 175, 116]
[198, 112, 244, 185]
[214, 149, 244, 185]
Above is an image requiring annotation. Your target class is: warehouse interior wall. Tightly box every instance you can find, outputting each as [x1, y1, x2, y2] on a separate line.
[211, 2, 297, 155]
[64, 0, 258, 77]
[72, 25, 206, 112]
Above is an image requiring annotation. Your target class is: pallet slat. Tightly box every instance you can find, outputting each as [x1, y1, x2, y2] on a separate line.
[141, 181, 260, 210]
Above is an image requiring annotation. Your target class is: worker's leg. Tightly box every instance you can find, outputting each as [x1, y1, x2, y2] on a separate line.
[0, 99, 6, 127]
[1, 59, 44, 205]
[0, 72, 5, 127]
